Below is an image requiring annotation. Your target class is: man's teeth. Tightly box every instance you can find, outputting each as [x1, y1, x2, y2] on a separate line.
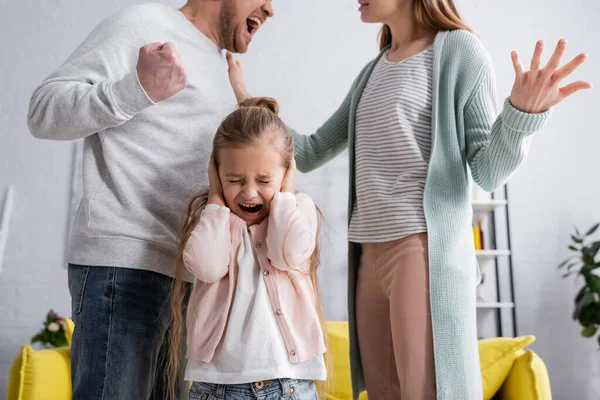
[248, 16, 262, 28]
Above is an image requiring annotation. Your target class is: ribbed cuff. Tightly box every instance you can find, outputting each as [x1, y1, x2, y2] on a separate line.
[502, 97, 552, 134]
[108, 70, 156, 118]
[205, 204, 230, 211]
[274, 192, 296, 200]
[203, 205, 230, 213]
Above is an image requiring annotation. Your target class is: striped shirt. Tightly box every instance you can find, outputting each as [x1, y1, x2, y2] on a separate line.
[348, 46, 434, 243]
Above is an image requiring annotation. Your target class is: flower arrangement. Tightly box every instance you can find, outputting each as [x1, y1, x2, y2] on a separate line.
[31, 310, 69, 348]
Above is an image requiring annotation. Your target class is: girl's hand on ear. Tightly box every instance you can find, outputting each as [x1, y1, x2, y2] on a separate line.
[281, 158, 296, 194]
[208, 154, 225, 207]
[509, 39, 592, 114]
[226, 52, 251, 104]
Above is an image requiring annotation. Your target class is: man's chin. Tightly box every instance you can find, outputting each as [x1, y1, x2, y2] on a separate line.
[232, 31, 252, 54]
[225, 43, 248, 54]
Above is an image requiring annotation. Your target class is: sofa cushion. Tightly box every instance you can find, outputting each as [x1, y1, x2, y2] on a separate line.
[479, 335, 535, 400]
[6, 345, 71, 400]
[324, 321, 368, 400]
[498, 350, 552, 400]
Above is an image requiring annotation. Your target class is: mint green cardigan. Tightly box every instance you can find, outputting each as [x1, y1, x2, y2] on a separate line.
[290, 30, 550, 399]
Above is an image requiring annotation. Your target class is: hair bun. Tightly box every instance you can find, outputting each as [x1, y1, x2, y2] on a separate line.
[239, 97, 280, 115]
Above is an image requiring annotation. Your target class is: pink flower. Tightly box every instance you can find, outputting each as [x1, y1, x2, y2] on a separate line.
[48, 322, 60, 332]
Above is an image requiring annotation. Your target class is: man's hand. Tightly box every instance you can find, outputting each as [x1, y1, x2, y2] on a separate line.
[137, 42, 188, 103]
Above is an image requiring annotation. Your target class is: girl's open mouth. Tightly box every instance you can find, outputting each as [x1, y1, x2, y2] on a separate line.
[239, 203, 263, 214]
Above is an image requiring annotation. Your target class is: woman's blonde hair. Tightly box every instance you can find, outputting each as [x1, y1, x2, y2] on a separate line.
[165, 97, 329, 398]
[379, 0, 474, 50]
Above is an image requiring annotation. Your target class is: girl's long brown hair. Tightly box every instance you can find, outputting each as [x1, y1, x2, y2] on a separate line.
[379, 0, 474, 50]
[166, 97, 330, 399]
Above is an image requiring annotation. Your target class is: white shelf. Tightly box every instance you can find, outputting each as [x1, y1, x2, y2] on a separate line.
[472, 200, 508, 212]
[476, 250, 511, 260]
[476, 302, 515, 309]
[0, 185, 16, 275]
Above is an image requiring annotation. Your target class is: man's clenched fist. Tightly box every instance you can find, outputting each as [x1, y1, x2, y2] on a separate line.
[136, 42, 188, 103]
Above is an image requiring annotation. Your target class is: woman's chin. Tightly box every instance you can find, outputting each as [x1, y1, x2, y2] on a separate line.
[359, 12, 378, 23]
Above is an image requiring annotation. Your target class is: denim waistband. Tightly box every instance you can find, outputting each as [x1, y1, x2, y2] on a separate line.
[195, 378, 301, 397]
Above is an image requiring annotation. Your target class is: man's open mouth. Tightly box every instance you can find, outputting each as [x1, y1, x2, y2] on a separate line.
[246, 16, 262, 36]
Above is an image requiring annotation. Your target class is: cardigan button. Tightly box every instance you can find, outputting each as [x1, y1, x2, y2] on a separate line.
[255, 242, 262, 249]
[263, 270, 270, 276]
[275, 309, 282, 316]
[290, 349, 296, 356]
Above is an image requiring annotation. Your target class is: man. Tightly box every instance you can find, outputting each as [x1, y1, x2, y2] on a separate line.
[27, 1, 274, 398]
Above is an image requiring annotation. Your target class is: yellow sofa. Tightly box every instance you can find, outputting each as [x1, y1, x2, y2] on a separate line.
[326, 322, 552, 400]
[7, 320, 551, 400]
[6, 319, 74, 400]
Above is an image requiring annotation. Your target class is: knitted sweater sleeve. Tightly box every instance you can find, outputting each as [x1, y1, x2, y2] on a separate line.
[464, 59, 551, 192]
[288, 63, 372, 173]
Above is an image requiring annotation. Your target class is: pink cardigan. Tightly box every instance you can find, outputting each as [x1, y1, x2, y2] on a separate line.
[183, 193, 326, 363]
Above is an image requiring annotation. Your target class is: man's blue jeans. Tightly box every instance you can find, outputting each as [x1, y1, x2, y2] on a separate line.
[68, 264, 190, 400]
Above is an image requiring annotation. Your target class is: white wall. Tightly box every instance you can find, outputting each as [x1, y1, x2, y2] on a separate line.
[1, 0, 598, 398]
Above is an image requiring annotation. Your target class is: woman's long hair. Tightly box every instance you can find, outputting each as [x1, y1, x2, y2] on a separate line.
[379, 0, 474, 50]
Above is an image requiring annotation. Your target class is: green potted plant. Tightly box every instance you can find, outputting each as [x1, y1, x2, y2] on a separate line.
[31, 310, 69, 349]
[558, 223, 600, 347]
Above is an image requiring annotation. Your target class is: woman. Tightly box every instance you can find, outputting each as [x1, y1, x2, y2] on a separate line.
[227, 1, 591, 399]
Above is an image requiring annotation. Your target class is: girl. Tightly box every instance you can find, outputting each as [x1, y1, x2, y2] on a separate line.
[167, 97, 327, 400]
[227, 1, 591, 399]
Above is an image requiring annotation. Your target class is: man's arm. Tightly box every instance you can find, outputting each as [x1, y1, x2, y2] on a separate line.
[27, 8, 187, 141]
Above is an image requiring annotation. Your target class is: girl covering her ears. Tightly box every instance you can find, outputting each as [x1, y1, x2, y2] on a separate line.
[166, 97, 328, 400]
